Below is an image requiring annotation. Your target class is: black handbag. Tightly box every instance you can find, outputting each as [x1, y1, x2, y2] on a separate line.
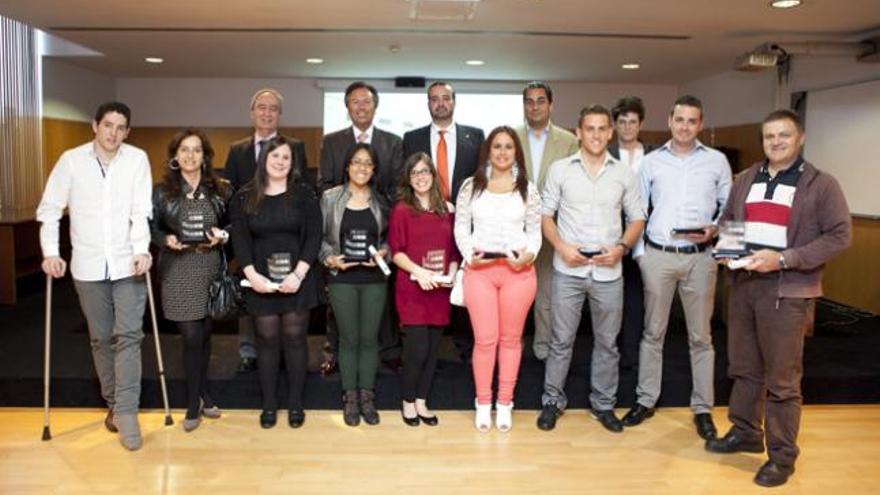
[207, 250, 245, 321]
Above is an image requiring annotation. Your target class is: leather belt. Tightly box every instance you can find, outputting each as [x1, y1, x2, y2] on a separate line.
[645, 238, 707, 254]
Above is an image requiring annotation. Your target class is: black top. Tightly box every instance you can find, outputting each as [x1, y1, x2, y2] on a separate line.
[331, 207, 385, 284]
[229, 182, 322, 315]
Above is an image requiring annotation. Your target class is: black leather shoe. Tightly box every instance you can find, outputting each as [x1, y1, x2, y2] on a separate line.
[591, 409, 623, 433]
[401, 409, 420, 427]
[259, 410, 277, 429]
[237, 357, 257, 374]
[104, 409, 118, 433]
[694, 413, 717, 440]
[288, 410, 305, 428]
[417, 414, 439, 427]
[536, 402, 562, 431]
[621, 404, 655, 427]
[754, 460, 795, 487]
[705, 430, 765, 453]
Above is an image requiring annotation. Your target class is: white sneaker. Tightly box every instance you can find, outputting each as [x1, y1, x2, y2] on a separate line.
[474, 399, 492, 433]
[496, 401, 513, 432]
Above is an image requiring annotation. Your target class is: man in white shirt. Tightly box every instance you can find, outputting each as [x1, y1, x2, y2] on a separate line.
[37, 101, 153, 451]
[537, 105, 645, 433]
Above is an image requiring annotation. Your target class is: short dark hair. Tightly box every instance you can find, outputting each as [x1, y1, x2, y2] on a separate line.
[577, 104, 613, 128]
[612, 96, 645, 122]
[345, 81, 379, 107]
[94, 101, 131, 127]
[523, 81, 553, 104]
[762, 109, 804, 133]
[670, 94, 703, 118]
[427, 81, 455, 100]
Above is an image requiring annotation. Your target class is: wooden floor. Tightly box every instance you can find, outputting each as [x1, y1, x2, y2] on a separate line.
[0, 406, 878, 494]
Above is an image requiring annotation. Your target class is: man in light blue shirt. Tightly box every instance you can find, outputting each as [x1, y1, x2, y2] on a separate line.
[622, 95, 732, 441]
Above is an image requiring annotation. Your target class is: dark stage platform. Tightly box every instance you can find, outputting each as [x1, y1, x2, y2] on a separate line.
[1, 277, 878, 410]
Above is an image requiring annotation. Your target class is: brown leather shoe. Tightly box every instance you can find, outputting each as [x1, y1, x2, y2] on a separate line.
[104, 409, 118, 433]
[342, 390, 360, 427]
[754, 460, 795, 487]
[359, 389, 380, 425]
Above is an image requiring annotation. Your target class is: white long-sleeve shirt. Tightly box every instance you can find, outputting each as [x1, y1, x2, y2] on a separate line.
[454, 177, 542, 263]
[36, 142, 153, 281]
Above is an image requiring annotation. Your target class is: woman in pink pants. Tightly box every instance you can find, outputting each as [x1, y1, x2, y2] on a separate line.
[454, 126, 542, 432]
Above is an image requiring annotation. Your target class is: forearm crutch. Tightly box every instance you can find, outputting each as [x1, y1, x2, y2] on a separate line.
[145, 271, 173, 426]
[42, 274, 53, 441]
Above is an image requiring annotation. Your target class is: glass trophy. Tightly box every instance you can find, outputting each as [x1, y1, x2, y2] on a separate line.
[267, 253, 293, 282]
[713, 221, 749, 259]
[343, 228, 370, 262]
[422, 250, 446, 273]
[180, 213, 207, 244]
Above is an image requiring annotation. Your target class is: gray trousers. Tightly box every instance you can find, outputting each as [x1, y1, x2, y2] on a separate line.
[531, 246, 555, 359]
[636, 246, 716, 413]
[542, 271, 623, 411]
[73, 277, 147, 415]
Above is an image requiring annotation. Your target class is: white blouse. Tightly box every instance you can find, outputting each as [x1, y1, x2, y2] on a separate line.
[454, 177, 542, 263]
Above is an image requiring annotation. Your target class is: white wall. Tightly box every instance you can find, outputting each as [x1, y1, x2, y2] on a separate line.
[41, 58, 115, 122]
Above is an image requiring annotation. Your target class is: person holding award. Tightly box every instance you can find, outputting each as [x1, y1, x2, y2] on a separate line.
[230, 136, 322, 429]
[388, 152, 458, 426]
[454, 126, 542, 432]
[320, 143, 391, 427]
[151, 129, 232, 432]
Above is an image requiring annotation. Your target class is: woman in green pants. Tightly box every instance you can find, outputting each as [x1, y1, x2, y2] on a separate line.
[320, 142, 390, 426]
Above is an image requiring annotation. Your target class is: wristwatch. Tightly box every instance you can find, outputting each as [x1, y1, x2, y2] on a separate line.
[778, 253, 787, 270]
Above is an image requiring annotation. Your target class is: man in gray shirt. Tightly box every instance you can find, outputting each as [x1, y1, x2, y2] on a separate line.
[537, 105, 645, 433]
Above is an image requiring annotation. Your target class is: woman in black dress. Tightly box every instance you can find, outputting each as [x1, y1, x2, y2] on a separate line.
[151, 129, 231, 432]
[229, 136, 322, 429]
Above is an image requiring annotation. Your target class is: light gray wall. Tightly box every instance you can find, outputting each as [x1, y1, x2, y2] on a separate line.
[41, 58, 115, 122]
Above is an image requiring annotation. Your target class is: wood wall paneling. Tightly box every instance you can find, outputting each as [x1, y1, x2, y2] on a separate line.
[823, 217, 880, 315]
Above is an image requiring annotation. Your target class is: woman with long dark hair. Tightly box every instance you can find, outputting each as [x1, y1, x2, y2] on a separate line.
[454, 126, 541, 433]
[320, 142, 390, 427]
[389, 152, 458, 426]
[151, 129, 231, 432]
[229, 135, 322, 429]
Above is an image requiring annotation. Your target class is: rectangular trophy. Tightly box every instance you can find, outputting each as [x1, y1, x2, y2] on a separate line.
[180, 213, 208, 244]
[267, 252, 293, 282]
[343, 229, 370, 262]
[713, 220, 749, 260]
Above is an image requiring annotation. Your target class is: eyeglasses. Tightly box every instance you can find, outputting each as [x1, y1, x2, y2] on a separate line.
[350, 159, 375, 169]
[409, 168, 432, 178]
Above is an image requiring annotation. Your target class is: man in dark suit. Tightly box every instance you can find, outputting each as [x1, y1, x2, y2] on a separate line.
[608, 96, 657, 373]
[316, 81, 404, 374]
[224, 88, 308, 374]
[402, 81, 485, 202]
[403, 81, 484, 364]
[316, 81, 403, 202]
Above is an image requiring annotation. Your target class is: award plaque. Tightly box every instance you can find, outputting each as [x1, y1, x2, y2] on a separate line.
[422, 249, 447, 273]
[180, 213, 208, 244]
[267, 253, 293, 282]
[343, 229, 370, 262]
[713, 220, 749, 259]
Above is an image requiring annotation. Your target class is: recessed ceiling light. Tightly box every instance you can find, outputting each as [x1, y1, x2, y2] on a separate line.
[465, 59, 485, 66]
[145, 57, 163, 64]
[622, 63, 640, 70]
[306, 58, 324, 64]
[770, 0, 802, 8]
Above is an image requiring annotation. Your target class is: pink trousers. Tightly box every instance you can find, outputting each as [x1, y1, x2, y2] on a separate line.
[463, 263, 537, 405]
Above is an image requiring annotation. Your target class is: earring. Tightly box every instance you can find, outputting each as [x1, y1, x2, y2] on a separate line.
[485, 162, 492, 180]
[168, 158, 180, 170]
[201, 161, 207, 171]
[511, 162, 519, 182]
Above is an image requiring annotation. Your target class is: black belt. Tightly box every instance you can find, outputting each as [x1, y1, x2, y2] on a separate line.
[645, 238, 707, 254]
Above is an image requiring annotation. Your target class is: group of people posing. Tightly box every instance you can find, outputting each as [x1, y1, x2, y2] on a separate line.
[37, 79, 851, 488]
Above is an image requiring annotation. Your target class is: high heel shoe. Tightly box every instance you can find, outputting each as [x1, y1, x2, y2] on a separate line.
[495, 401, 513, 432]
[474, 399, 492, 433]
[401, 401, 420, 426]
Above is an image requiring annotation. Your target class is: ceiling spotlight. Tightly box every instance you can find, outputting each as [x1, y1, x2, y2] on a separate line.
[465, 59, 485, 66]
[145, 57, 163, 64]
[770, 0, 802, 8]
[622, 63, 640, 70]
[306, 58, 324, 64]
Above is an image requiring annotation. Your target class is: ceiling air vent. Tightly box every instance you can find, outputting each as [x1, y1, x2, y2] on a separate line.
[408, 0, 481, 21]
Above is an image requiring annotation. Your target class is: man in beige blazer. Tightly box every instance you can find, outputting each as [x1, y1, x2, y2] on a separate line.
[515, 81, 580, 360]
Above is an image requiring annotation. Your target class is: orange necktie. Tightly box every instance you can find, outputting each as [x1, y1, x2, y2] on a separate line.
[437, 130, 450, 200]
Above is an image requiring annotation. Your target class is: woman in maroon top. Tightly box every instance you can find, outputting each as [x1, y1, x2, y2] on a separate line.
[389, 152, 459, 426]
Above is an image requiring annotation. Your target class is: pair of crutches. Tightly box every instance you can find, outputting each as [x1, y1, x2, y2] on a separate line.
[42, 271, 173, 441]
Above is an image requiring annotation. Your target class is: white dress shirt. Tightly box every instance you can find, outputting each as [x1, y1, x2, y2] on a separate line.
[37, 142, 153, 281]
[526, 125, 550, 182]
[351, 125, 375, 144]
[430, 121, 457, 192]
[253, 131, 278, 161]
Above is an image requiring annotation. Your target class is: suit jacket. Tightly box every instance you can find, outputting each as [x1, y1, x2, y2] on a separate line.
[403, 123, 485, 202]
[516, 122, 580, 189]
[607, 140, 659, 162]
[224, 133, 308, 192]
[317, 126, 404, 203]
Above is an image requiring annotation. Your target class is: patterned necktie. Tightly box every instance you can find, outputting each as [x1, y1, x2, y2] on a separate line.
[437, 130, 450, 200]
[357, 132, 368, 143]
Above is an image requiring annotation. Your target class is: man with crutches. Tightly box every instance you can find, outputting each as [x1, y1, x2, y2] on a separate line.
[37, 101, 153, 451]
